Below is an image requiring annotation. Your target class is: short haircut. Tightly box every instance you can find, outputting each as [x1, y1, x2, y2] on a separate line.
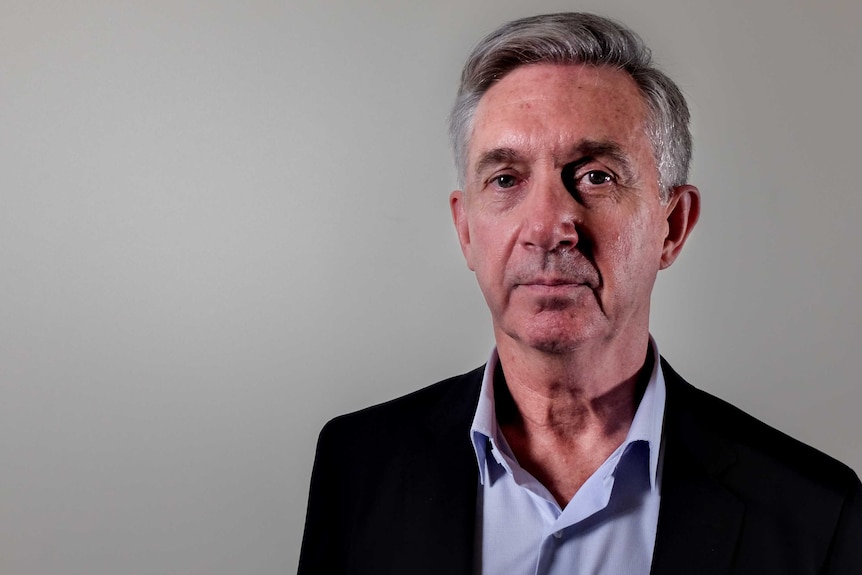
[449, 12, 692, 199]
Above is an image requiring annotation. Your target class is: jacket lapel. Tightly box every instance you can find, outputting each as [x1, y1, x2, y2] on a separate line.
[407, 367, 483, 575]
[650, 359, 745, 575]
[403, 359, 748, 575]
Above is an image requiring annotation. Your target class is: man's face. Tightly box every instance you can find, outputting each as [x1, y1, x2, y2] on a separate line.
[451, 63, 689, 355]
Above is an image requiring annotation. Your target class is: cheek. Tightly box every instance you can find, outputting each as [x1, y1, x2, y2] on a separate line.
[594, 212, 665, 277]
[472, 219, 518, 262]
[468, 220, 522, 303]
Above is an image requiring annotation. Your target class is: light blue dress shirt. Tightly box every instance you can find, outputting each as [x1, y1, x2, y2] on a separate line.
[470, 340, 666, 575]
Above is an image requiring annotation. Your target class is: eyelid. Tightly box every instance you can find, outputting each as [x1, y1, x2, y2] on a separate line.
[579, 165, 618, 187]
[561, 161, 617, 199]
[582, 169, 614, 182]
[572, 161, 615, 180]
[485, 169, 522, 189]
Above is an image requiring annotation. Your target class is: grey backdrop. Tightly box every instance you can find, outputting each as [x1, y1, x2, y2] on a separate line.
[2, 0, 860, 573]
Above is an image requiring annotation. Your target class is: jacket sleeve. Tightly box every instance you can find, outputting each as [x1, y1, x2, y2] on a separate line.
[822, 470, 862, 575]
[297, 421, 346, 575]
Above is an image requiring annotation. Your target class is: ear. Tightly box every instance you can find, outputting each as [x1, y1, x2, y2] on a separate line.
[450, 190, 476, 271]
[660, 185, 700, 270]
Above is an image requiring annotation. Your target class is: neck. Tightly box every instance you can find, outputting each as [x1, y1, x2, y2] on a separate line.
[495, 340, 652, 433]
[495, 329, 652, 420]
[493, 338, 655, 505]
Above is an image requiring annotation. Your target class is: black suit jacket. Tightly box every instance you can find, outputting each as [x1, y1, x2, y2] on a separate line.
[298, 359, 862, 574]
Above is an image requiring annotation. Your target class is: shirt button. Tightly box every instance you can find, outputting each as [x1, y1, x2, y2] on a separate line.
[553, 531, 562, 539]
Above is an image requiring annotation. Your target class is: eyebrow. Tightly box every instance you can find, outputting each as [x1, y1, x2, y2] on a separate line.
[567, 139, 635, 180]
[470, 139, 636, 182]
[472, 147, 524, 179]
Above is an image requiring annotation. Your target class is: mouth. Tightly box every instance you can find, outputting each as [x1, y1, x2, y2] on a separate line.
[524, 279, 577, 286]
[517, 276, 589, 287]
[509, 257, 600, 294]
[515, 279, 590, 294]
[512, 280, 593, 311]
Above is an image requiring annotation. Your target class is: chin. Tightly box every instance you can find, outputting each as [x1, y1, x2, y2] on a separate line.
[525, 338, 582, 355]
[506, 316, 604, 355]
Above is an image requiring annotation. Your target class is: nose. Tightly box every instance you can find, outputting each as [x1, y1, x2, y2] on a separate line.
[519, 173, 580, 252]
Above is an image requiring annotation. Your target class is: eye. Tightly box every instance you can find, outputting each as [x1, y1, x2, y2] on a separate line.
[560, 163, 616, 201]
[491, 174, 518, 189]
[582, 170, 613, 186]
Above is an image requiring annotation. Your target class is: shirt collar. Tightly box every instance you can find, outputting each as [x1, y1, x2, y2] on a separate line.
[470, 347, 502, 483]
[469, 337, 667, 491]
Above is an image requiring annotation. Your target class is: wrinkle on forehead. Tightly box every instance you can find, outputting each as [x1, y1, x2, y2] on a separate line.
[491, 63, 635, 99]
[465, 63, 653, 184]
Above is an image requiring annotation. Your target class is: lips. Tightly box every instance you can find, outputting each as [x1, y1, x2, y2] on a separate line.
[513, 274, 597, 290]
[514, 279, 592, 297]
[508, 257, 600, 290]
[519, 278, 580, 287]
[516, 283, 584, 294]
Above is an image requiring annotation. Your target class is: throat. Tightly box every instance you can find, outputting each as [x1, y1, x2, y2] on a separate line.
[492, 352, 652, 506]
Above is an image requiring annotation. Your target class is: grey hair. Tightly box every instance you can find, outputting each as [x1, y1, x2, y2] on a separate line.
[449, 12, 692, 199]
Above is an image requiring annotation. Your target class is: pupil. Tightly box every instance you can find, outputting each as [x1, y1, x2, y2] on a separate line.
[589, 171, 608, 185]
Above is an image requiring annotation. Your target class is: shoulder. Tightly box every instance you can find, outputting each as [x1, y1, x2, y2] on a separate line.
[318, 365, 485, 450]
[661, 357, 860, 500]
[306, 365, 485, 511]
[300, 368, 485, 574]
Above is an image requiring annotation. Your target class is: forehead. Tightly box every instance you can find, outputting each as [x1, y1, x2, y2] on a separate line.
[467, 63, 652, 174]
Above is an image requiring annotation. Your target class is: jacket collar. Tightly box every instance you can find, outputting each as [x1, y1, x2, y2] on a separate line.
[419, 359, 747, 575]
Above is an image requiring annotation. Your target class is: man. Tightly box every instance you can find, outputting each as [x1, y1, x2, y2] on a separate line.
[298, 13, 861, 575]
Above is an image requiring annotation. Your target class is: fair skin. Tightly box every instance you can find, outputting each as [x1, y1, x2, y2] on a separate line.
[450, 63, 700, 505]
